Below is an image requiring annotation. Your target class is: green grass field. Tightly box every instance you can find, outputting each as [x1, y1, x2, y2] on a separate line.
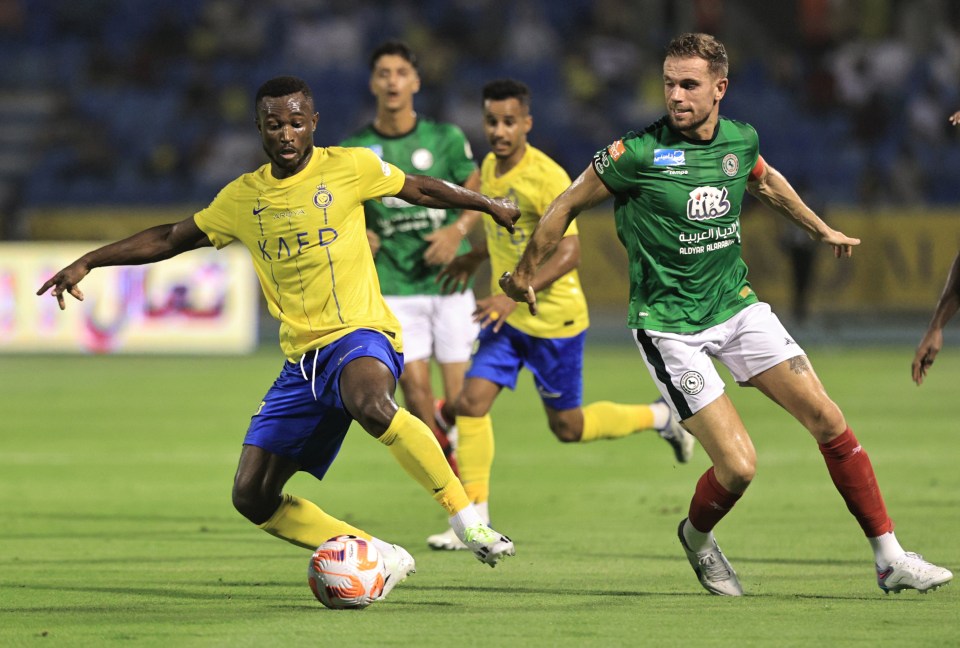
[2, 345, 958, 647]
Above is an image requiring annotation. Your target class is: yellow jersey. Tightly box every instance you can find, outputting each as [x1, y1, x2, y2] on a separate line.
[194, 146, 406, 360]
[481, 144, 588, 338]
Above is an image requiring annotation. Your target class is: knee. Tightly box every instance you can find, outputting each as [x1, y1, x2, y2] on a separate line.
[351, 393, 398, 436]
[455, 392, 488, 418]
[716, 455, 756, 494]
[549, 418, 582, 443]
[399, 374, 432, 404]
[232, 477, 279, 525]
[803, 400, 847, 444]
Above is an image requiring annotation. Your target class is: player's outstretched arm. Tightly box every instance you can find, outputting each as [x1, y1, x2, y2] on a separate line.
[500, 164, 611, 315]
[912, 251, 960, 385]
[36, 216, 212, 310]
[398, 174, 519, 234]
[746, 160, 860, 258]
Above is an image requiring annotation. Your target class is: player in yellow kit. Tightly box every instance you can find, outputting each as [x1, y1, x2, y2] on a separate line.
[38, 76, 517, 602]
[427, 79, 693, 550]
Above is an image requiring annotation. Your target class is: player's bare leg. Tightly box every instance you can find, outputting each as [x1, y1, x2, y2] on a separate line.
[436, 359, 469, 445]
[675, 395, 750, 596]
[750, 356, 952, 593]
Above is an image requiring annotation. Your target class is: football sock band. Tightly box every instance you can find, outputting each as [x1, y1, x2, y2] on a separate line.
[379, 406, 459, 487]
[687, 466, 742, 535]
[257, 493, 369, 549]
[818, 427, 894, 537]
[869, 531, 906, 569]
[580, 401, 656, 442]
[454, 414, 494, 501]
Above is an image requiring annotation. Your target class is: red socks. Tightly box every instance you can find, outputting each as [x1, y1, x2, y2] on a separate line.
[687, 467, 742, 533]
[818, 428, 893, 537]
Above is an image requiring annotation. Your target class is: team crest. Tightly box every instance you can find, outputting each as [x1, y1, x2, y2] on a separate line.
[722, 153, 739, 177]
[314, 184, 334, 209]
[411, 148, 434, 170]
[679, 371, 705, 395]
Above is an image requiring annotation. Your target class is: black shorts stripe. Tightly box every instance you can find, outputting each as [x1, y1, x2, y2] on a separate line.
[634, 329, 694, 420]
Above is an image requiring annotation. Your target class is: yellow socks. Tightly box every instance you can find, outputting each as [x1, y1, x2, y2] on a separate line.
[455, 414, 494, 505]
[580, 401, 655, 442]
[379, 407, 470, 515]
[257, 493, 369, 549]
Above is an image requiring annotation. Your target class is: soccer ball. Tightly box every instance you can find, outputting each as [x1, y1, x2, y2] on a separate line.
[308, 535, 386, 610]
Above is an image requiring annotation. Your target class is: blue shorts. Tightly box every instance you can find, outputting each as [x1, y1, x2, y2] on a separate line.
[465, 322, 584, 410]
[244, 329, 404, 479]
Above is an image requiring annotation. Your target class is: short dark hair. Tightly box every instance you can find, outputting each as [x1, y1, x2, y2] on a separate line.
[255, 76, 313, 105]
[482, 79, 531, 109]
[369, 40, 418, 71]
[665, 33, 728, 79]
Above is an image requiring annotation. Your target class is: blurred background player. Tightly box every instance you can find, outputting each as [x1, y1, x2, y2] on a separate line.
[426, 78, 694, 551]
[38, 77, 517, 593]
[340, 41, 481, 474]
[501, 34, 953, 596]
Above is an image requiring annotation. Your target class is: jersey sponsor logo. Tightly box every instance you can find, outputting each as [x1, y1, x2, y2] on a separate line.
[411, 148, 434, 170]
[607, 139, 626, 161]
[686, 186, 731, 221]
[256, 228, 339, 261]
[722, 153, 739, 177]
[253, 198, 269, 215]
[679, 371, 704, 395]
[654, 149, 685, 166]
[381, 161, 392, 176]
[313, 184, 334, 210]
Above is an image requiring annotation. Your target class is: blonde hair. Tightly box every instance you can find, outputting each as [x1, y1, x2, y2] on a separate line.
[665, 33, 728, 78]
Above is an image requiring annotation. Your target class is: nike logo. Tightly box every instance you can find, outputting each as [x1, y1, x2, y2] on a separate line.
[253, 205, 268, 215]
[337, 345, 364, 366]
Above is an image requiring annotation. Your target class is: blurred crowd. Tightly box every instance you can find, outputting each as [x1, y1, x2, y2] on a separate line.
[2, 0, 960, 239]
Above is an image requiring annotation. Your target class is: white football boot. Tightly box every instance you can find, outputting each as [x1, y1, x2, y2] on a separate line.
[677, 519, 743, 596]
[455, 522, 515, 567]
[376, 543, 416, 601]
[877, 553, 953, 594]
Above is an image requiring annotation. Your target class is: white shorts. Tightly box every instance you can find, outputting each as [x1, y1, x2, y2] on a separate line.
[632, 302, 805, 421]
[386, 292, 479, 364]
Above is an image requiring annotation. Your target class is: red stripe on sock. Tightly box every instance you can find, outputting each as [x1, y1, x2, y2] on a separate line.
[818, 428, 893, 537]
[687, 467, 742, 533]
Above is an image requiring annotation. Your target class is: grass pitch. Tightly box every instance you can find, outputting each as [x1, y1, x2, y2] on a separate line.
[2, 345, 958, 647]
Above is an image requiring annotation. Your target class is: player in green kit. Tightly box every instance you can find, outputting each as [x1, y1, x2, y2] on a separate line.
[425, 79, 694, 551]
[341, 41, 480, 473]
[502, 34, 952, 596]
[38, 76, 518, 603]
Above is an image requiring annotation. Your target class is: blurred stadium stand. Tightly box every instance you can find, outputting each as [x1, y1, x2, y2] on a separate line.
[4, 0, 960, 344]
[4, 0, 960, 217]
